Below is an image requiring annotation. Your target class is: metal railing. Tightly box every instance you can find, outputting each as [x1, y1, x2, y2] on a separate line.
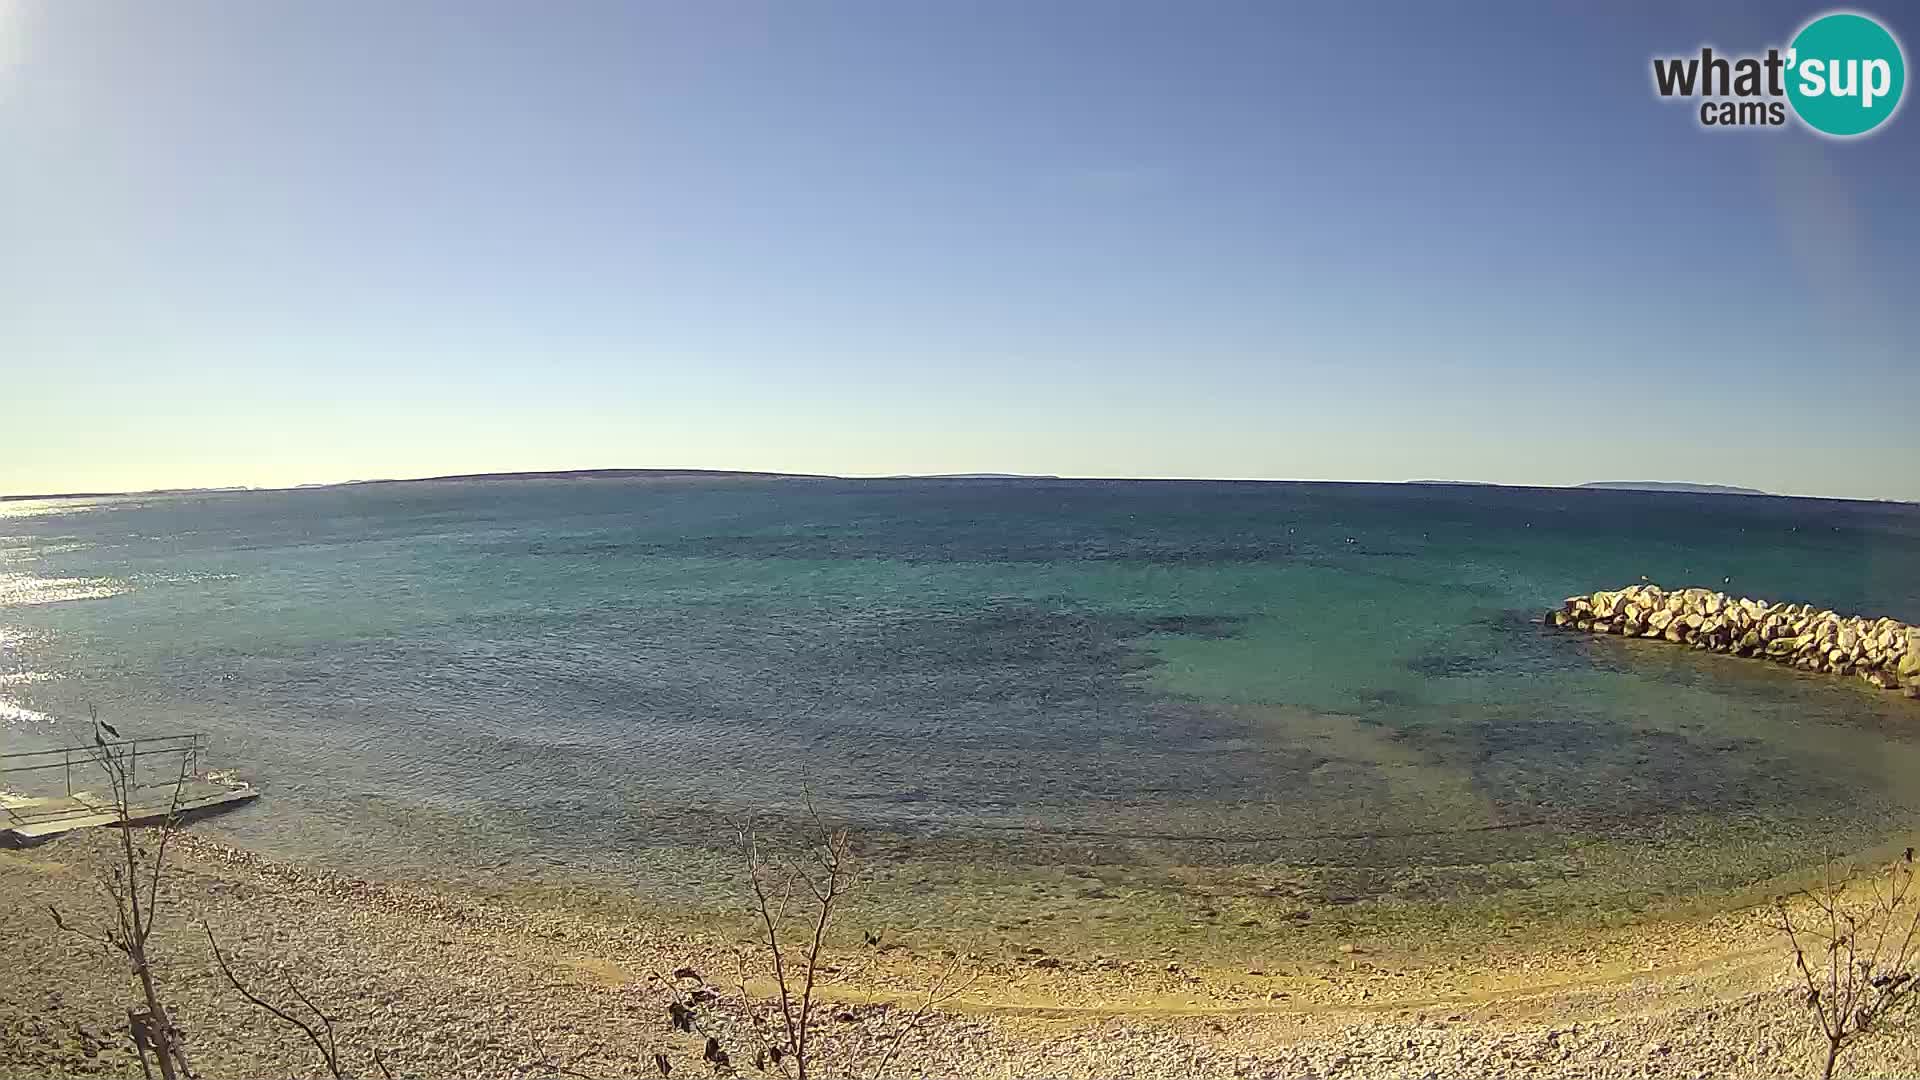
[0, 733, 207, 796]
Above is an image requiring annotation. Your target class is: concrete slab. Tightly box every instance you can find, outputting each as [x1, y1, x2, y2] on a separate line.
[1, 779, 258, 845]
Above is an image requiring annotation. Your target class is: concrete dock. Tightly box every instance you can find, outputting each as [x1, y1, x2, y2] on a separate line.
[0, 732, 258, 845]
[2, 780, 258, 844]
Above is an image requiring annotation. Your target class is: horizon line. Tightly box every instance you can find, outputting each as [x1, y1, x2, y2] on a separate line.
[5, 468, 1911, 506]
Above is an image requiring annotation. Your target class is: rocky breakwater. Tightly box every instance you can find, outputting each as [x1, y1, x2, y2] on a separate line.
[1546, 584, 1920, 699]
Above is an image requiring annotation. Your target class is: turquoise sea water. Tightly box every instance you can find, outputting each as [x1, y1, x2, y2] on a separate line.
[4, 479, 1920, 945]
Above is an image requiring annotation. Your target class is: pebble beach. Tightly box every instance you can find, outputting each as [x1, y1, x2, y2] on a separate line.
[5, 830, 1919, 1080]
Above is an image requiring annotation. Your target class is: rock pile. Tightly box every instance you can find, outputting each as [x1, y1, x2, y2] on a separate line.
[1545, 584, 1920, 698]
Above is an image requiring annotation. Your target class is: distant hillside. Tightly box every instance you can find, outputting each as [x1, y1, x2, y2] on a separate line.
[0, 486, 250, 503]
[346, 468, 830, 485]
[895, 473, 1060, 480]
[1580, 481, 1769, 496]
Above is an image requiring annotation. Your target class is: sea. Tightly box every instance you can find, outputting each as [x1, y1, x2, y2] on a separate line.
[4, 478, 1919, 955]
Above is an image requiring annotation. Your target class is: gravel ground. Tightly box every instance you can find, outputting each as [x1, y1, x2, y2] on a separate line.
[3, 831, 1917, 1080]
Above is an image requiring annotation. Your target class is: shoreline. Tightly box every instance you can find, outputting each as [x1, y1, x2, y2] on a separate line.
[7, 830, 1920, 1077]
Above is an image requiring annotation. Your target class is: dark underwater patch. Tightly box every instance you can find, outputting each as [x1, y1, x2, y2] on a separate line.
[1404, 610, 1630, 680]
[1135, 614, 1247, 639]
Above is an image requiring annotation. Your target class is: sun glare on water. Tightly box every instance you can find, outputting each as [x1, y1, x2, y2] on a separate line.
[0, 572, 127, 607]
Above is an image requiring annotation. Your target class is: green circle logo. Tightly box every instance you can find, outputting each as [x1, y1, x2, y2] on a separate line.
[1787, 12, 1906, 136]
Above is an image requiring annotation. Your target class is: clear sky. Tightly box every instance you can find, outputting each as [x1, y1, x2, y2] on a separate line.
[3, 2, 1916, 500]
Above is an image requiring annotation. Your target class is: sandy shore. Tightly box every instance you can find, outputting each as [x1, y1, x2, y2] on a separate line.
[3, 830, 1918, 1079]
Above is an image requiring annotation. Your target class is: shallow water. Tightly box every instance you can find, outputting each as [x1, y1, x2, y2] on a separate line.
[4, 479, 1919, 950]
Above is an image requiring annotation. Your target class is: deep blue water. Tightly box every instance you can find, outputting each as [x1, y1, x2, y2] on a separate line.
[4, 478, 1920, 923]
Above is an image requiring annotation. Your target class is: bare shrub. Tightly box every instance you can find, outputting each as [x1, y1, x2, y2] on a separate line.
[650, 806, 974, 1079]
[45, 711, 194, 1080]
[1774, 848, 1920, 1080]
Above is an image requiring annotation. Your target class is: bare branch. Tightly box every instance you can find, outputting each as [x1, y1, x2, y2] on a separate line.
[47, 903, 117, 952]
[865, 949, 978, 1080]
[741, 821, 801, 1060]
[144, 757, 192, 929]
[203, 922, 345, 1080]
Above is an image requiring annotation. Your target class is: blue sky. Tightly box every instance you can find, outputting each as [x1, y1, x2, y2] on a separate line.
[3, 1, 1916, 499]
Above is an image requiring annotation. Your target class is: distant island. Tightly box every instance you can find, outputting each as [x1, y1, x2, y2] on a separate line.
[345, 468, 829, 485]
[0, 473, 1819, 503]
[0, 485, 252, 503]
[892, 473, 1060, 480]
[1579, 481, 1769, 496]
[1409, 480, 1775, 497]
[0, 470, 831, 502]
